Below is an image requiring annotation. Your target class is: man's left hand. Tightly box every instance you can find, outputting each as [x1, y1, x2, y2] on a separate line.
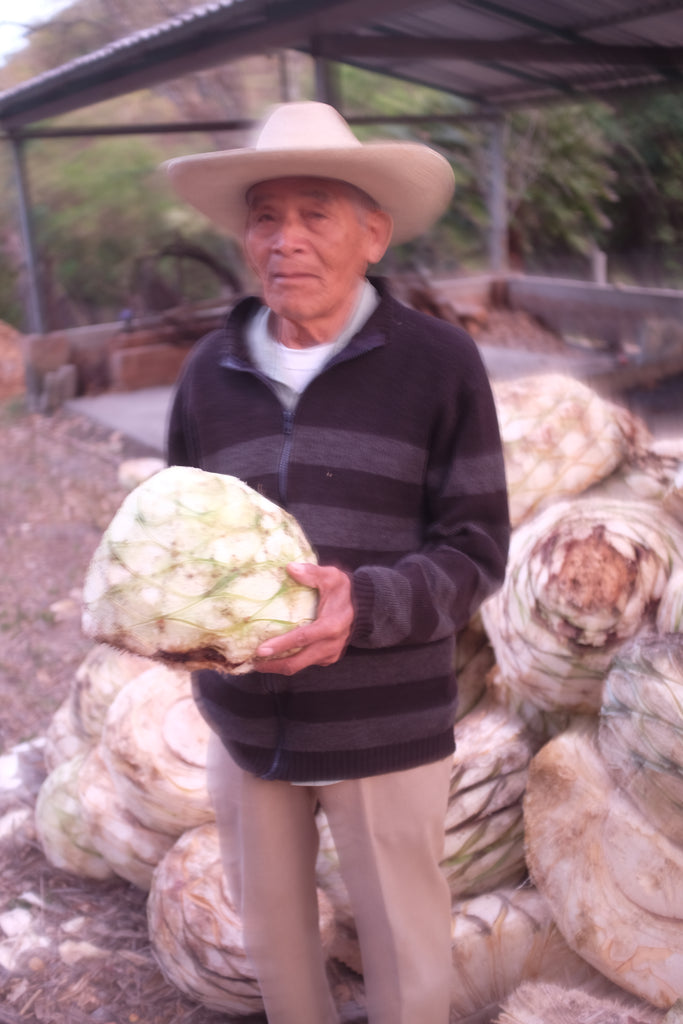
[254, 562, 354, 675]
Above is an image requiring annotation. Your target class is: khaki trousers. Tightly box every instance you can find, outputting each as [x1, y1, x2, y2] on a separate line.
[207, 734, 452, 1024]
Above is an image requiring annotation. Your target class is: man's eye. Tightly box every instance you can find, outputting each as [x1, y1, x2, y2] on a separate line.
[248, 209, 275, 224]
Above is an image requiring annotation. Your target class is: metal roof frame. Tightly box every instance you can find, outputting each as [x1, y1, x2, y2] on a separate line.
[1, 0, 683, 130]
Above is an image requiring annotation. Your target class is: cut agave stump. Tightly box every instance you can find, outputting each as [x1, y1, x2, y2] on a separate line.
[147, 822, 336, 1016]
[442, 691, 537, 898]
[100, 664, 214, 837]
[35, 753, 116, 881]
[78, 744, 175, 890]
[449, 887, 605, 1022]
[599, 634, 683, 845]
[481, 497, 683, 714]
[524, 722, 683, 1009]
[492, 373, 648, 528]
[497, 980, 667, 1024]
[82, 466, 319, 673]
[72, 644, 151, 740]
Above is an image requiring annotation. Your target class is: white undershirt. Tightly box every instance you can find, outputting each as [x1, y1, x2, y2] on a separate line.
[247, 279, 380, 409]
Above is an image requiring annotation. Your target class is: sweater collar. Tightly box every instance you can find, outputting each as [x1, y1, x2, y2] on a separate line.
[219, 276, 393, 371]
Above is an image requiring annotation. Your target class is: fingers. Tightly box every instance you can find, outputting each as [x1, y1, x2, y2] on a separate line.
[254, 563, 354, 674]
[285, 561, 327, 587]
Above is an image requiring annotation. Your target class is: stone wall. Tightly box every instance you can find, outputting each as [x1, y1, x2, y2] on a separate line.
[21, 308, 224, 413]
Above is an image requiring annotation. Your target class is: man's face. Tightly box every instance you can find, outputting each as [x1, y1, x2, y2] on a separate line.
[243, 177, 390, 344]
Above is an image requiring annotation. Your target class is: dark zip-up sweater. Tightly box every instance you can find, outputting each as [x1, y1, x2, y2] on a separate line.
[166, 279, 510, 782]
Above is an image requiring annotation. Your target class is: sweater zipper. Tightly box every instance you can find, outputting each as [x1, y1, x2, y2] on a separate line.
[261, 408, 296, 779]
[278, 408, 295, 505]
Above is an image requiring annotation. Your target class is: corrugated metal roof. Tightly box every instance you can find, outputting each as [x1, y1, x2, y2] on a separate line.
[0, 0, 682, 128]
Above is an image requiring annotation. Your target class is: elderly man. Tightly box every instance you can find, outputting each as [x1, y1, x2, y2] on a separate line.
[164, 101, 509, 1024]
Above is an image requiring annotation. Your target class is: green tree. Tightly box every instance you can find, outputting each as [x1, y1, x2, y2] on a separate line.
[24, 135, 242, 326]
[335, 63, 489, 272]
[504, 102, 616, 273]
[603, 92, 683, 285]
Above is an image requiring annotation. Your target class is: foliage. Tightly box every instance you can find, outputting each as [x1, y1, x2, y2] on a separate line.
[602, 92, 683, 286]
[337, 64, 490, 272]
[0, 0, 283, 328]
[0, 148, 24, 326]
[3, 133, 243, 329]
[504, 103, 616, 269]
[26, 137, 224, 323]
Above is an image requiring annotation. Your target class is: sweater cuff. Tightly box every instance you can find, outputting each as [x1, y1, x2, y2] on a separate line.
[349, 570, 376, 646]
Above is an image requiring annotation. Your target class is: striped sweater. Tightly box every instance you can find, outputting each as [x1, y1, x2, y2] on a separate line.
[167, 278, 510, 782]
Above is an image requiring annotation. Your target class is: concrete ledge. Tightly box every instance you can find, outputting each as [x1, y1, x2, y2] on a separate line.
[507, 276, 683, 347]
[66, 386, 173, 454]
[21, 314, 216, 406]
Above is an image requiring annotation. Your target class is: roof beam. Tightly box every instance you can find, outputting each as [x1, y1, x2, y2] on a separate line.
[313, 35, 683, 66]
[4, 109, 500, 141]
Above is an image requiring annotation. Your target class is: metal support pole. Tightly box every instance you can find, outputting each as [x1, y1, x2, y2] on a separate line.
[277, 51, 293, 101]
[314, 56, 338, 107]
[487, 116, 508, 275]
[10, 135, 45, 334]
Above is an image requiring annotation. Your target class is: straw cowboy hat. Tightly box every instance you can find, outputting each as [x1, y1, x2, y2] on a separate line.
[164, 101, 455, 246]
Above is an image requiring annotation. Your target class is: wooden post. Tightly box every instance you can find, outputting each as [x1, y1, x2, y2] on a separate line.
[314, 56, 338, 107]
[591, 246, 608, 285]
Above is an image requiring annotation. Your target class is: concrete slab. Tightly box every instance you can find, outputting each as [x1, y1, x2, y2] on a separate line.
[66, 386, 173, 454]
[478, 345, 612, 382]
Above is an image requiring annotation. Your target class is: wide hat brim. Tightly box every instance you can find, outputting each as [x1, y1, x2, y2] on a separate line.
[163, 120, 455, 247]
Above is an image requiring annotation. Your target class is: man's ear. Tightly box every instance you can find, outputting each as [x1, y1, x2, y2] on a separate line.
[365, 209, 394, 265]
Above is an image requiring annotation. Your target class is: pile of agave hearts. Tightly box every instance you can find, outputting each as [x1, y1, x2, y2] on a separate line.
[31, 374, 683, 1022]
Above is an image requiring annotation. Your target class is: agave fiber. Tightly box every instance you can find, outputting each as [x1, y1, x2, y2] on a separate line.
[599, 633, 683, 843]
[82, 465, 318, 673]
[657, 570, 683, 634]
[492, 374, 648, 527]
[497, 980, 666, 1024]
[101, 664, 214, 837]
[449, 887, 603, 1022]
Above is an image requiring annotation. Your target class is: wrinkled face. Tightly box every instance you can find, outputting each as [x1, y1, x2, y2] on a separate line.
[243, 177, 391, 344]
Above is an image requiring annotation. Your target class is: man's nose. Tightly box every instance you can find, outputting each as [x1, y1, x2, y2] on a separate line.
[272, 214, 304, 253]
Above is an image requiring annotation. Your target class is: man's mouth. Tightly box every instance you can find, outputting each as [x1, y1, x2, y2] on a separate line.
[270, 270, 317, 282]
